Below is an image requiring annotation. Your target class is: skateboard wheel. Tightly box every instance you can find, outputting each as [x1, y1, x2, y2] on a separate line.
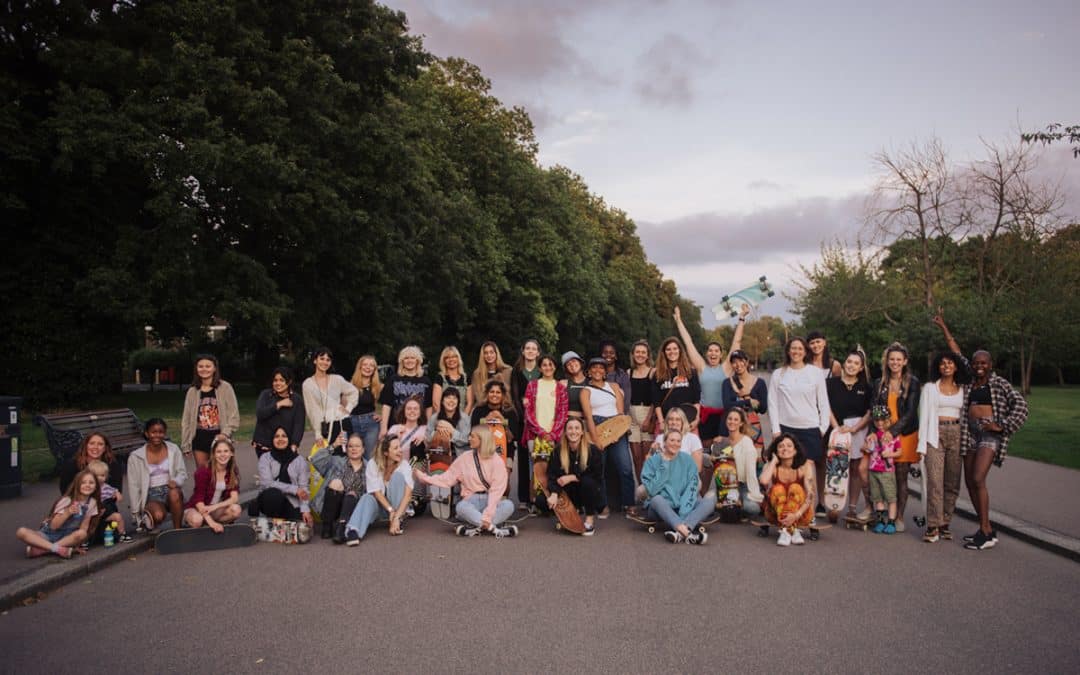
[647, 526, 655, 534]
[914, 516, 926, 527]
[808, 529, 820, 541]
[555, 523, 562, 531]
[756, 526, 769, 537]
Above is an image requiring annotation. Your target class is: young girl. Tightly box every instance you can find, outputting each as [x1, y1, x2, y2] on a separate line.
[414, 426, 517, 538]
[872, 342, 921, 532]
[87, 460, 133, 544]
[183, 438, 242, 532]
[17, 469, 100, 558]
[347, 354, 383, 460]
[471, 341, 513, 406]
[627, 340, 655, 482]
[864, 406, 902, 534]
[673, 304, 749, 444]
[181, 354, 240, 469]
[379, 346, 434, 438]
[303, 346, 359, 449]
[426, 387, 471, 455]
[432, 346, 473, 415]
[344, 434, 414, 543]
[311, 433, 367, 542]
[759, 433, 816, 547]
[128, 418, 188, 532]
[545, 418, 603, 535]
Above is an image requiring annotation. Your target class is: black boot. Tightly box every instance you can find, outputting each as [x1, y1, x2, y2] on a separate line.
[334, 493, 359, 544]
[321, 489, 344, 539]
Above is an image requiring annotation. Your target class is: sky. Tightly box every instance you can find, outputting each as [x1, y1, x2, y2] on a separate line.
[382, 0, 1080, 326]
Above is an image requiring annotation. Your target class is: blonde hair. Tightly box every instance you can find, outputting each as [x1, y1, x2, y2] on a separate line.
[558, 418, 590, 474]
[438, 346, 464, 377]
[397, 346, 424, 375]
[350, 354, 383, 400]
[472, 341, 510, 402]
[665, 407, 690, 432]
[374, 434, 401, 473]
[724, 408, 754, 437]
[87, 459, 109, 480]
[471, 425, 498, 460]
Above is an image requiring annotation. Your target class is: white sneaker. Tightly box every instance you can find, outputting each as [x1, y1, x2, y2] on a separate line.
[856, 506, 873, 521]
[895, 520, 906, 533]
[777, 529, 792, 547]
[791, 529, 805, 545]
[664, 530, 683, 544]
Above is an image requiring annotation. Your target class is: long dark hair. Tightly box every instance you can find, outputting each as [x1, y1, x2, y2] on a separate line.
[190, 354, 222, 389]
[764, 432, 807, 469]
[782, 337, 810, 369]
[806, 331, 832, 371]
[436, 388, 462, 427]
[394, 395, 428, 426]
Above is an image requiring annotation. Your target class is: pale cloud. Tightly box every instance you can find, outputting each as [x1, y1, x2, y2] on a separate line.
[633, 33, 712, 107]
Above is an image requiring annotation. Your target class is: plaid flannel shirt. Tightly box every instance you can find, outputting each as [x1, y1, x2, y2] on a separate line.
[958, 357, 1029, 463]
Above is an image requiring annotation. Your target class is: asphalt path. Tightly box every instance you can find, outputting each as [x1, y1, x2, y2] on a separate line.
[2, 512, 1079, 674]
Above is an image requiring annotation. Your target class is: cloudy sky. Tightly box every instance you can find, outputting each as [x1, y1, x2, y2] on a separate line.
[383, 0, 1080, 325]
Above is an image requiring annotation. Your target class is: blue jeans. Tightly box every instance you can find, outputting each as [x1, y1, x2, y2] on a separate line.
[739, 484, 762, 516]
[646, 493, 717, 530]
[455, 493, 515, 527]
[594, 414, 635, 508]
[348, 413, 381, 460]
[346, 473, 407, 539]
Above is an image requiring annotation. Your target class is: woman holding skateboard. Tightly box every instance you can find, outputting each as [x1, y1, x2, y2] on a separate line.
[523, 355, 569, 512]
[826, 348, 874, 520]
[581, 357, 634, 516]
[426, 387, 472, 455]
[181, 354, 240, 469]
[182, 438, 242, 531]
[673, 303, 750, 445]
[413, 426, 518, 538]
[546, 418, 603, 535]
[254, 427, 313, 526]
[759, 433, 816, 546]
[638, 430, 713, 545]
[344, 433, 415, 543]
[871, 343, 920, 532]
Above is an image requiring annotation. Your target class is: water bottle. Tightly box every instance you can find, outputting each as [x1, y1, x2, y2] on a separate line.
[104, 523, 115, 547]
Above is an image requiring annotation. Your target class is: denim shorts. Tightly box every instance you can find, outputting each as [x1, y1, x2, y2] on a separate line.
[147, 485, 171, 505]
[968, 419, 1005, 464]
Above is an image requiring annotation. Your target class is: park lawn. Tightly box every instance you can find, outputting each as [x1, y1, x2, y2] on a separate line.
[19, 385, 262, 481]
[1007, 386, 1079, 470]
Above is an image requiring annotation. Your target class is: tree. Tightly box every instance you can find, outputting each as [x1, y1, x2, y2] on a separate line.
[1021, 123, 1080, 158]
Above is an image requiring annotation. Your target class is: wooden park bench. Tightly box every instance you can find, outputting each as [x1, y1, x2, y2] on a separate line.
[34, 409, 145, 473]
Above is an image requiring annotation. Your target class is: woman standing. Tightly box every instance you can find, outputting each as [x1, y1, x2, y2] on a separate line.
[181, 354, 240, 469]
[255, 427, 313, 526]
[651, 338, 702, 434]
[346, 354, 382, 460]
[627, 340, 655, 482]
[378, 346, 433, 439]
[807, 331, 843, 378]
[344, 434, 414, 543]
[510, 339, 542, 420]
[303, 347, 359, 449]
[254, 366, 306, 458]
[523, 355, 569, 510]
[871, 342, 920, 532]
[182, 438, 242, 531]
[471, 341, 513, 406]
[826, 348, 874, 519]
[546, 418, 603, 535]
[128, 418, 188, 532]
[767, 337, 830, 516]
[581, 357, 634, 516]
[560, 351, 588, 418]
[720, 350, 768, 456]
[432, 346, 473, 415]
[917, 348, 966, 543]
[426, 387, 472, 455]
[673, 304, 749, 445]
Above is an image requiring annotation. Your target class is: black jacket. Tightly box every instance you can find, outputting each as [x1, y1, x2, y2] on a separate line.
[872, 375, 921, 437]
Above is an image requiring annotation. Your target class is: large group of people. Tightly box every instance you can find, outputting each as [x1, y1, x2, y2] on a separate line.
[18, 308, 1029, 556]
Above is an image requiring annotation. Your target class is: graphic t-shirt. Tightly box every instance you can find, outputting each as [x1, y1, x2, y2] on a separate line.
[868, 431, 900, 473]
[378, 374, 434, 413]
[651, 371, 702, 416]
[194, 388, 220, 451]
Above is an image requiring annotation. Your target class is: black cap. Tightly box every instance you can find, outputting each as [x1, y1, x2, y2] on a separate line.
[587, 357, 607, 368]
[729, 349, 749, 361]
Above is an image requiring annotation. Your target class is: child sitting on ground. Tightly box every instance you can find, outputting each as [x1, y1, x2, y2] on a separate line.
[864, 406, 902, 534]
[16, 469, 101, 558]
[88, 460, 134, 544]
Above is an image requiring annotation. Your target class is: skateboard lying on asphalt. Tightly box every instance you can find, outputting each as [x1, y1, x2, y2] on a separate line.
[627, 512, 720, 535]
[750, 520, 832, 540]
[844, 515, 872, 532]
[712, 276, 775, 320]
[427, 449, 454, 521]
[155, 523, 256, 555]
[253, 517, 312, 544]
[823, 430, 852, 523]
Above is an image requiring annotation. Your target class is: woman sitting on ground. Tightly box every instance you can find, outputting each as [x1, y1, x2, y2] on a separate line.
[58, 432, 124, 544]
[714, 408, 764, 517]
[18, 469, 100, 559]
[413, 426, 518, 538]
[311, 433, 367, 542]
[128, 418, 188, 532]
[343, 434, 414, 544]
[183, 438, 242, 532]
[759, 433, 816, 547]
[545, 418, 602, 535]
[651, 406, 704, 470]
[255, 427, 313, 526]
[639, 430, 715, 545]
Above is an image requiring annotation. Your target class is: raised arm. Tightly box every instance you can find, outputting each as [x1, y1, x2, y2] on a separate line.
[673, 305, 706, 373]
[932, 311, 963, 356]
[723, 304, 751, 377]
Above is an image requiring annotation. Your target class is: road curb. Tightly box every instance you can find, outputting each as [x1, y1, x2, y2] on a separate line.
[0, 488, 261, 612]
[908, 484, 1080, 563]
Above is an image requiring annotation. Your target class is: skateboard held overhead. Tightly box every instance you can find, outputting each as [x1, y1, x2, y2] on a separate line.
[712, 276, 775, 320]
[155, 524, 256, 555]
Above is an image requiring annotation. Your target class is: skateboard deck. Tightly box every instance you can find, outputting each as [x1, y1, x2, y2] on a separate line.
[595, 415, 631, 449]
[531, 438, 553, 505]
[482, 416, 513, 497]
[308, 439, 328, 523]
[750, 519, 831, 540]
[427, 449, 454, 521]
[712, 276, 775, 320]
[844, 515, 871, 532]
[155, 523, 256, 555]
[627, 512, 720, 535]
[552, 493, 585, 534]
[912, 456, 928, 528]
[253, 516, 312, 544]
[711, 444, 741, 523]
[823, 430, 852, 523]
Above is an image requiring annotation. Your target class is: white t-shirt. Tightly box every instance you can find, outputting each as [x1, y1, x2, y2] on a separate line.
[365, 458, 415, 495]
[679, 432, 703, 456]
[768, 365, 830, 434]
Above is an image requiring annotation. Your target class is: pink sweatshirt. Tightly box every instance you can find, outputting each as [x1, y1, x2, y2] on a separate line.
[422, 451, 508, 522]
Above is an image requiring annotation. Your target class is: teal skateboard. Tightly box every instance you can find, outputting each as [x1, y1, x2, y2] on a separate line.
[712, 276, 775, 319]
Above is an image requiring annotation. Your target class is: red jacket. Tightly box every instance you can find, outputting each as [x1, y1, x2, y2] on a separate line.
[183, 466, 239, 509]
[523, 379, 569, 445]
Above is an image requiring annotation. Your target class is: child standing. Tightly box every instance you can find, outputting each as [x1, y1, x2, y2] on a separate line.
[88, 460, 134, 544]
[16, 469, 101, 558]
[865, 406, 902, 534]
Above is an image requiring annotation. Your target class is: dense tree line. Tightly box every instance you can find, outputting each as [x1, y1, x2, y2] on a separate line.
[1, 1, 701, 407]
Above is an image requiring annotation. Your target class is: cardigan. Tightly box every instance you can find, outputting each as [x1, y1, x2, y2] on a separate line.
[180, 380, 240, 453]
[302, 375, 359, 442]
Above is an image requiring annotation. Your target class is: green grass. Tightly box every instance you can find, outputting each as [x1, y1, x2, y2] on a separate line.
[19, 385, 260, 482]
[1007, 386, 1080, 470]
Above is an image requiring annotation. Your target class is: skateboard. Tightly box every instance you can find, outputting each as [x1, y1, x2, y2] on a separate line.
[427, 449, 454, 521]
[823, 430, 852, 523]
[154, 523, 256, 555]
[710, 443, 741, 523]
[308, 438, 328, 523]
[552, 492, 585, 534]
[595, 415, 631, 449]
[482, 416, 514, 497]
[627, 512, 721, 535]
[912, 456, 927, 528]
[712, 276, 775, 320]
[844, 515, 872, 532]
[750, 519, 832, 540]
[531, 438, 554, 506]
[253, 516, 313, 544]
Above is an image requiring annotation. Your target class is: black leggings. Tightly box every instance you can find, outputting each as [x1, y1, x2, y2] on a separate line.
[257, 488, 301, 519]
[559, 475, 602, 516]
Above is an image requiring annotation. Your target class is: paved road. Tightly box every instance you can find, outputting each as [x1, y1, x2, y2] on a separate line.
[2, 511, 1078, 674]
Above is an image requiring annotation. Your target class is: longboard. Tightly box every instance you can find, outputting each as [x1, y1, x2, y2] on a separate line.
[823, 430, 852, 523]
[253, 516, 312, 544]
[531, 439, 553, 509]
[750, 519, 831, 540]
[912, 456, 928, 528]
[308, 438, 328, 523]
[427, 449, 453, 521]
[627, 512, 720, 535]
[844, 515, 871, 532]
[155, 523, 256, 555]
[712, 276, 775, 320]
[711, 443, 741, 523]
[552, 493, 585, 534]
[482, 416, 513, 497]
[595, 415, 631, 449]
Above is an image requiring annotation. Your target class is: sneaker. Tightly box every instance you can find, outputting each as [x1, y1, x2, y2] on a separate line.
[962, 530, 993, 543]
[345, 530, 360, 547]
[883, 522, 897, 535]
[790, 529, 805, 545]
[598, 507, 611, 520]
[583, 522, 595, 537]
[776, 529, 792, 546]
[895, 519, 906, 533]
[55, 545, 73, 559]
[25, 545, 49, 558]
[504, 524, 519, 537]
[814, 504, 827, 517]
[939, 525, 953, 540]
[685, 531, 708, 545]
[856, 506, 873, 521]
[923, 527, 940, 543]
[963, 530, 996, 550]
[872, 520, 886, 534]
[664, 530, 684, 544]
[455, 524, 480, 537]
[490, 525, 518, 539]
[405, 504, 415, 518]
